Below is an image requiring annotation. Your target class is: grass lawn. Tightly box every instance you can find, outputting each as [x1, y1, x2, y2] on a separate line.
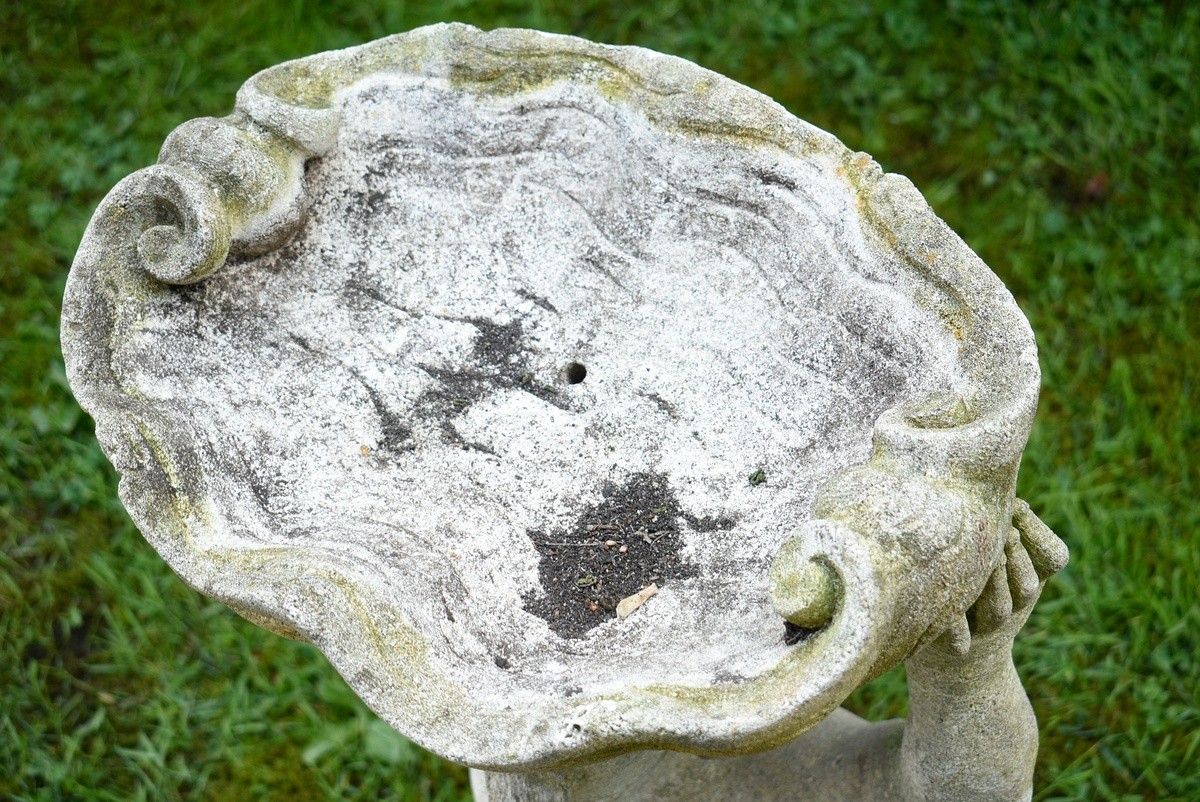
[2, 1, 1197, 799]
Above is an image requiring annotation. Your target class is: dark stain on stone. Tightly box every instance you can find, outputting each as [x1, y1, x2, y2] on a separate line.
[579, 245, 629, 291]
[472, 318, 530, 377]
[363, 189, 387, 217]
[366, 385, 415, 454]
[288, 312, 564, 456]
[642, 392, 677, 417]
[245, 466, 275, 513]
[750, 166, 799, 193]
[681, 511, 737, 533]
[784, 621, 820, 646]
[838, 306, 905, 366]
[286, 331, 315, 354]
[168, 278, 207, 308]
[516, 288, 559, 315]
[283, 332, 415, 457]
[713, 669, 748, 685]
[336, 365, 415, 458]
[442, 422, 498, 456]
[285, 310, 568, 457]
[414, 318, 569, 448]
[343, 275, 413, 312]
[525, 472, 732, 639]
[493, 655, 511, 670]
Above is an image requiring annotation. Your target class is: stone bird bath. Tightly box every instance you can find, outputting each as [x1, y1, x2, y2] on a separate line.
[62, 24, 1067, 801]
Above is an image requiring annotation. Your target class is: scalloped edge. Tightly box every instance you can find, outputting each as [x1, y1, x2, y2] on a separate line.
[61, 23, 1041, 769]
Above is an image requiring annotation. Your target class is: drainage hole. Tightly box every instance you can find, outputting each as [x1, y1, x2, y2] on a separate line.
[564, 362, 587, 384]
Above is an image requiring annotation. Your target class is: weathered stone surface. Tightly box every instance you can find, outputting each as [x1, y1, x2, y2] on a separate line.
[62, 23, 1051, 779]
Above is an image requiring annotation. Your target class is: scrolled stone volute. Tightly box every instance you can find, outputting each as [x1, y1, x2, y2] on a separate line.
[89, 163, 232, 285]
[157, 117, 310, 259]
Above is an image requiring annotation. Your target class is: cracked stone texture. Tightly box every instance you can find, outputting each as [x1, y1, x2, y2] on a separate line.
[61, 24, 1041, 770]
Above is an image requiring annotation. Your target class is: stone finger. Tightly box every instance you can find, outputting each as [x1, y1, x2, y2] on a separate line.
[1004, 526, 1041, 609]
[946, 613, 971, 656]
[1013, 499, 1069, 580]
[973, 558, 1013, 635]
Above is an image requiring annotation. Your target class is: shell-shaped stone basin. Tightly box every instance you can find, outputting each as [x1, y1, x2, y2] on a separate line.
[61, 24, 1040, 770]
